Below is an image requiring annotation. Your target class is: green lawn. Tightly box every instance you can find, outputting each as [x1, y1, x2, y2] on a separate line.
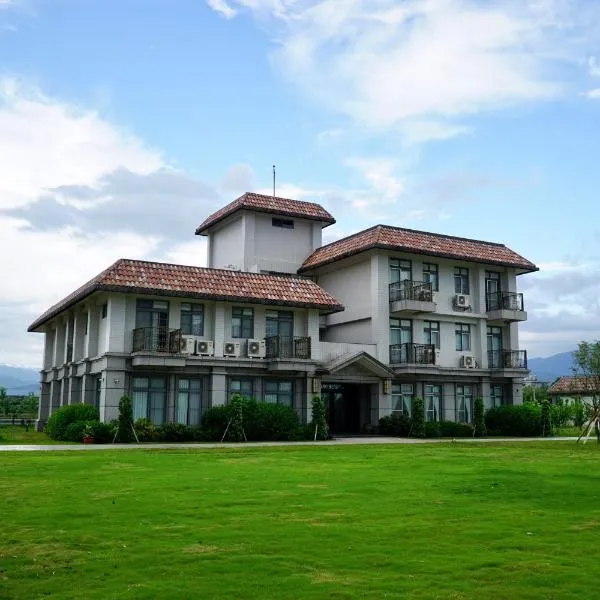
[1, 443, 599, 600]
[0, 425, 69, 445]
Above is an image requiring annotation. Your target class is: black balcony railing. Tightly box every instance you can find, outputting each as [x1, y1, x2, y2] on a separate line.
[265, 336, 311, 359]
[486, 291, 524, 312]
[389, 280, 433, 303]
[488, 349, 528, 369]
[389, 343, 436, 365]
[132, 327, 182, 353]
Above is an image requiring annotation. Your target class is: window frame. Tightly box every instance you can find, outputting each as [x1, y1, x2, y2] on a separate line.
[455, 323, 471, 351]
[391, 383, 414, 416]
[176, 377, 203, 426]
[231, 307, 254, 339]
[389, 258, 413, 284]
[425, 384, 442, 422]
[454, 267, 470, 295]
[229, 378, 254, 400]
[390, 318, 413, 345]
[423, 263, 439, 291]
[490, 384, 504, 408]
[131, 376, 167, 425]
[423, 320, 441, 349]
[180, 302, 204, 336]
[272, 217, 294, 229]
[456, 384, 474, 423]
[264, 379, 294, 407]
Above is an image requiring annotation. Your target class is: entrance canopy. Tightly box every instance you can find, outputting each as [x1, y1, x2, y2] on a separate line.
[319, 351, 395, 379]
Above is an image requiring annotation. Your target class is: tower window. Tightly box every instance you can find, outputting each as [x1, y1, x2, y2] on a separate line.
[272, 218, 294, 229]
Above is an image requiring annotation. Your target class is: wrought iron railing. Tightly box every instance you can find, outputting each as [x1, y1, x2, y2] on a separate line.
[486, 291, 524, 312]
[132, 327, 182, 353]
[389, 280, 433, 303]
[265, 336, 311, 359]
[488, 349, 527, 369]
[389, 343, 436, 365]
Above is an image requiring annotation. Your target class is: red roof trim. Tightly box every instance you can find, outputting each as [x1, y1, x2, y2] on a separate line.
[195, 192, 335, 234]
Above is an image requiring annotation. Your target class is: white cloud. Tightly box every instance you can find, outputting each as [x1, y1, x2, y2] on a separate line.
[588, 56, 600, 77]
[345, 157, 405, 201]
[585, 88, 600, 99]
[208, 0, 600, 138]
[207, 0, 237, 19]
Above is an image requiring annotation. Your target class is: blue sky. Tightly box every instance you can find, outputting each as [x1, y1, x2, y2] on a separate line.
[1, 0, 600, 366]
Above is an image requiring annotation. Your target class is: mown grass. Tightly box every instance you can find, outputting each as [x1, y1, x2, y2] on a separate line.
[0, 425, 69, 445]
[1, 442, 599, 600]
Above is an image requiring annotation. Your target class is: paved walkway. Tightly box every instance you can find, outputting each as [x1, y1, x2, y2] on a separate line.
[0, 436, 583, 451]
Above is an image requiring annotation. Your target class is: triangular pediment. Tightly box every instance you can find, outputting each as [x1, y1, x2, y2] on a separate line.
[321, 351, 394, 379]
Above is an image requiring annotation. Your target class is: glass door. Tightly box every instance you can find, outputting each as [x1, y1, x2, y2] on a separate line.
[487, 326, 503, 368]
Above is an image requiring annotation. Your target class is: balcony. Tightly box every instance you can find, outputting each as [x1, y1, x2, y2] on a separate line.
[390, 343, 436, 365]
[486, 291, 526, 322]
[389, 281, 435, 314]
[265, 336, 312, 359]
[488, 349, 528, 370]
[133, 327, 182, 353]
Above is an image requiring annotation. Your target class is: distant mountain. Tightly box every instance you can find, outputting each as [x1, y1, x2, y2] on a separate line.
[527, 352, 575, 383]
[0, 366, 40, 395]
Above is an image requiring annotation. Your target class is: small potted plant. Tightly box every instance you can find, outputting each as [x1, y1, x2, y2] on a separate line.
[82, 423, 95, 445]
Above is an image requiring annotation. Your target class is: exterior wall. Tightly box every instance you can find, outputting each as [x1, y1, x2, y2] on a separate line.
[208, 215, 245, 270]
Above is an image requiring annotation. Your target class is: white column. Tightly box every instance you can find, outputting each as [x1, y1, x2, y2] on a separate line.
[214, 303, 225, 357]
[101, 370, 127, 422]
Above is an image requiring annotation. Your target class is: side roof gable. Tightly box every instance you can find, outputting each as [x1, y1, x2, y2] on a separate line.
[299, 224, 538, 273]
[28, 259, 344, 332]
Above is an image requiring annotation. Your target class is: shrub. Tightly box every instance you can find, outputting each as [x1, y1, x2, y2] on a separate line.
[439, 421, 475, 438]
[199, 398, 301, 442]
[116, 396, 135, 443]
[308, 395, 328, 440]
[63, 420, 91, 442]
[226, 394, 246, 442]
[541, 399, 553, 437]
[45, 404, 99, 440]
[485, 404, 542, 437]
[156, 423, 196, 442]
[88, 421, 114, 444]
[550, 398, 573, 429]
[473, 397, 486, 437]
[379, 413, 412, 437]
[424, 421, 440, 438]
[134, 418, 159, 442]
[410, 397, 426, 438]
[573, 400, 587, 428]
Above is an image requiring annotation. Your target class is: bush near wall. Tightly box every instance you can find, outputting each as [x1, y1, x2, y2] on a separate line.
[484, 404, 542, 437]
[45, 405, 100, 441]
[378, 413, 412, 437]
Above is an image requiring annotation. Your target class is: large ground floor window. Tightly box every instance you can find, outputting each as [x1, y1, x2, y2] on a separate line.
[424, 384, 442, 422]
[490, 384, 505, 408]
[264, 380, 293, 407]
[391, 383, 413, 415]
[132, 377, 167, 424]
[177, 378, 203, 426]
[456, 384, 474, 423]
[229, 378, 254, 400]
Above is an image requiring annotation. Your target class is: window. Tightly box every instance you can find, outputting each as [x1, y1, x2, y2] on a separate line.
[232, 307, 254, 338]
[392, 383, 413, 415]
[272, 217, 294, 229]
[135, 299, 169, 329]
[180, 303, 204, 336]
[177, 378, 203, 426]
[229, 378, 254, 399]
[455, 323, 471, 351]
[423, 263, 439, 291]
[490, 384, 504, 408]
[487, 325, 503, 367]
[95, 376, 102, 409]
[132, 377, 167, 425]
[425, 384, 442, 422]
[485, 272, 502, 310]
[264, 380, 293, 407]
[456, 385, 473, 423]
[454, 267, 470, 294]
[101, 303, 107, 319]
[390, 259, 412, 284]
[390, 318, 413, 345]
[424, 321, 440, 349]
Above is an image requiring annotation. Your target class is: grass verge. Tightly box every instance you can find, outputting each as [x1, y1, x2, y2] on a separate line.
[1, 442, 599, 599]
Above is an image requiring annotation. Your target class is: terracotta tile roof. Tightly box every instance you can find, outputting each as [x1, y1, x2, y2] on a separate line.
[28, 259, 344, 331]
[195, 192, 335, 234]
[299, 225, 538, 273]
[548, 376, 600, 395]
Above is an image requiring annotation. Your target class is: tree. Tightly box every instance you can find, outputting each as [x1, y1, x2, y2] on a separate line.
[311, 395, 328, 440]
[473, 397, 487, 437]
[572, 341, 600, 442]
[0, 386, 8, 418]
[410, 397, 426, 438]
[116, 395, 135, 443]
